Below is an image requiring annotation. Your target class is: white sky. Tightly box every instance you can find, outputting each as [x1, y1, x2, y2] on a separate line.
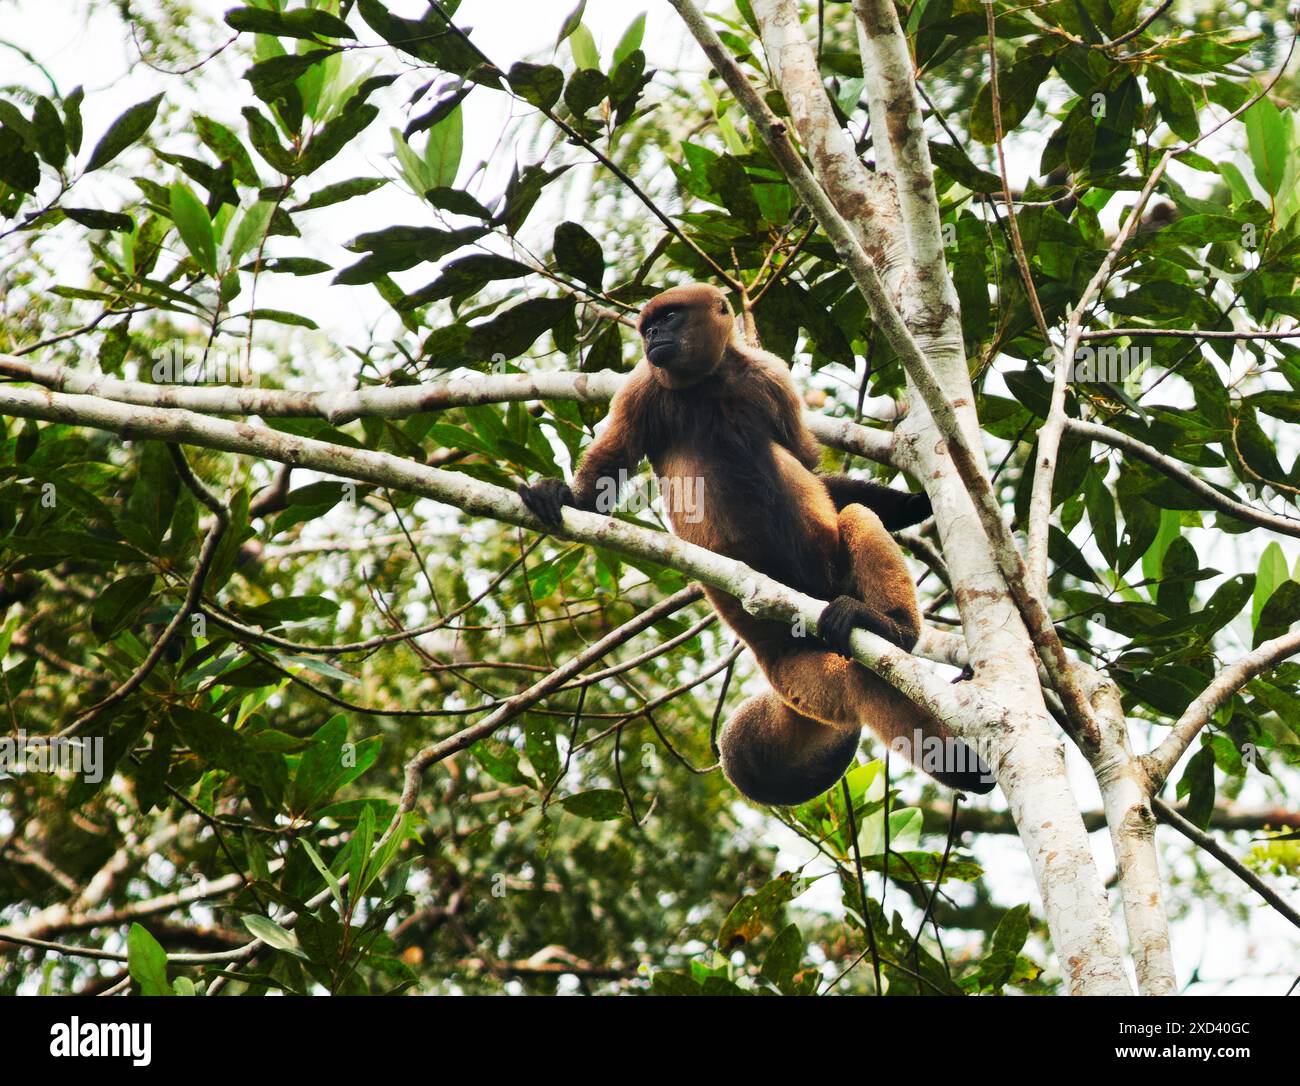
[3, 0, 1297, 994]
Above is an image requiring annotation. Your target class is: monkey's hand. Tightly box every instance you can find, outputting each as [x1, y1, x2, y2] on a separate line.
[817, 596, 908, 659]
[517, 478, 574, 529]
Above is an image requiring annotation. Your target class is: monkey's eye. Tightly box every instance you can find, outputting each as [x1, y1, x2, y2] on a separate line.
[647, 307, 681, 332]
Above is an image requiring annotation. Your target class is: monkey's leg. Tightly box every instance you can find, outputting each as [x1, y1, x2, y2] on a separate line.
[755, 641, 994, 794]
[701, 575, 993, 794]
[718, 692, 861, 806]
[820, 503, 992, 790]
[819, 503, 922, 655]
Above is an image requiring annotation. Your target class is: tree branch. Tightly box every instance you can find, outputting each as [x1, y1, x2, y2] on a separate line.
[1067, 418, 1300, 540]
[1144, 629, 1300, 789]
[0, 354, 898, 465]
[1153, 798, 1300, 933]
[0, 384, 1005, 746]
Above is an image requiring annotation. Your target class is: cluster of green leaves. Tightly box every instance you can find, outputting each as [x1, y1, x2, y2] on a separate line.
[653, 763, 1043, 994]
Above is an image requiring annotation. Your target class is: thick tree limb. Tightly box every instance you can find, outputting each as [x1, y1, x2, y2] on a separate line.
[670, 0, 1136, 994]
[0, 354, 898, 465]
[924, 802, 1300, 835]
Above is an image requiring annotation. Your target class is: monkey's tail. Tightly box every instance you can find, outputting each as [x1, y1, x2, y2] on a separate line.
[719, 687, 996, 807]
[719, 693, 862, 807]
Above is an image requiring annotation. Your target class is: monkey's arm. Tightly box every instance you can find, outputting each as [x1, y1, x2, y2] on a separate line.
[820, 474, 931, 530]
[518, 378, 647, 529]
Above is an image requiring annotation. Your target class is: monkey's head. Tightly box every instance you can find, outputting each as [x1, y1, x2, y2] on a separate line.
[637, 284, 735, 389]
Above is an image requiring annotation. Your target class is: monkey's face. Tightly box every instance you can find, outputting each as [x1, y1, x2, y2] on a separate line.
[638, 285, 734, 389]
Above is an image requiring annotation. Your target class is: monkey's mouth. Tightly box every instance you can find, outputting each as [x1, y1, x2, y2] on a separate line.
[646, 341, 678, 366]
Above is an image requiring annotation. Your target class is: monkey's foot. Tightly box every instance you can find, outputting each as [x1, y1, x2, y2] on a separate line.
[952, 663, 974, 683]
[517, 478, 574, 529]
[903, 490, 933, 526]
[817, 596, 891, 658]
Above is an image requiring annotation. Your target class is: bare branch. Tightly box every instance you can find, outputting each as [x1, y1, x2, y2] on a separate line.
[0, 355, 898, 465]
[1153, 798, 1300, 933]
[0, 385, 1004, 745]
[1144, 629, 1300, 789]
[1068, 418, 1300, 540]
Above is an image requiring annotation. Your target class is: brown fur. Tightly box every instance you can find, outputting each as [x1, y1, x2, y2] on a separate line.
[519, 283, 994, 804]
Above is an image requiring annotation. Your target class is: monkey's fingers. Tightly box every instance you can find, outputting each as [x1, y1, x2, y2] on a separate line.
[817, 596, 897, 658]
[517, 482, 556, 528]
[517, 480, 571, 529]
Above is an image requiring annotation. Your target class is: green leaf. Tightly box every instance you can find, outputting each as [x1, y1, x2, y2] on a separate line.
[170, 705, 287, 803]
[0, 126, 39, 193]
[225, 6, 356, 40]
[760, 923, 804, 994]
[569, 23, 600, 72]
[92, 574, 154, 642]
[465, 296, 575, 359]
[706, 154, 760, 223]
[612, 12, 647, 71]
[228, 200, 275, 265]
[255, 256, 331, 275]
[62, 86, 83, 154]
[404, 85, 470, 140]
[977, 904, 1030, 991]
[555, 1, 587, 48]
[194, 115, 260, 185]
[424, 186, 493, 219]
[293, 176, 386, 211]
[559, 789, 624, 820]
[242, 914, 309, 959]
[970, 56, 1052, 144]
[929, 140, 1001, 193]
[127, 441, 179, 546]
[422, 103, 462, 189]
[31, 96, 66, 169]
[85, 93, 163, 172]
[1145, 66, 1199, 142]
[245, 49, 339, 104]
[651, 970, 702, 995]
[1253, 541, 1290, 627]
[127, 924, 171, 996]
[242, 106, 298, 174]
[564, 68, 610, 117]
[507, 62, 564, 112]
[169, 182, 218, 275]
[1244, 87, 1289, 197]
[290, 715, 381, 814]
[1177, 746, 1216, 829]
[1255, 580, 1300, 649]
[553, 221, 604, 288]
[63, 207, 134, 232]
[298, 102, 380, 174]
